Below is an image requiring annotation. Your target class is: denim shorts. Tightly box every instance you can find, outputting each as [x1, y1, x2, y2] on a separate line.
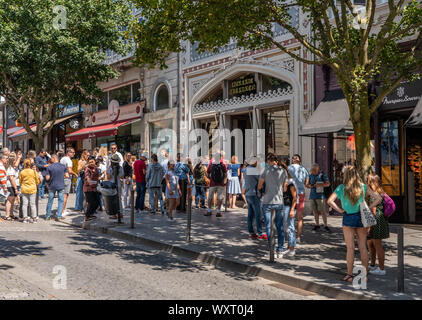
[342, 212, 364, 228]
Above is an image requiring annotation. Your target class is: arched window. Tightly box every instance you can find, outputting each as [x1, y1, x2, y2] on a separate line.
[155, 84, 170, 111]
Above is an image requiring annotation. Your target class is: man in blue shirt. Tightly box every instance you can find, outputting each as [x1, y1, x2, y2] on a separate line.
[175, 153, 190, 212]
[45, 154, 69, 221]
[306, 163, 331, 232]
[35, 149, 50, 199]
[288, 154, 309, 242]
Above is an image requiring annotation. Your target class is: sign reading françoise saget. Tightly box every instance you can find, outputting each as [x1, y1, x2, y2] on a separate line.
[379, 79, 422, 111]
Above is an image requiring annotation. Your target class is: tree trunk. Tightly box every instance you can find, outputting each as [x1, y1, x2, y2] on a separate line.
[353, 107, 372, 181]
[33, 135, 44, 153]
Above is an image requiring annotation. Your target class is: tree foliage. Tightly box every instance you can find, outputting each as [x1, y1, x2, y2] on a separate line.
[130, 0, 422, 175]
[0, 0, 133, 151]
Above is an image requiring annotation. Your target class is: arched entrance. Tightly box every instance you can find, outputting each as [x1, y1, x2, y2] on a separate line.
[187, 63, 301, 161]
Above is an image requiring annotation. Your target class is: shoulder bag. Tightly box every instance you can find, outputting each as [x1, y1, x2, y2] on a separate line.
[360, 187, 377, 228]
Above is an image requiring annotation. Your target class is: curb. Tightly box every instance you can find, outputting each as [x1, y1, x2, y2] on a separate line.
[59, 218, 372, 300]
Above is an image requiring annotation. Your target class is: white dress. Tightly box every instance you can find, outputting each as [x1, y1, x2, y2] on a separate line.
[227, 164, 241, 194]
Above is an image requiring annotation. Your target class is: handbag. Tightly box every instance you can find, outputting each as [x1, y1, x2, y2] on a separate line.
[382, 193, 396, 217]
[360, 199, 377, 228]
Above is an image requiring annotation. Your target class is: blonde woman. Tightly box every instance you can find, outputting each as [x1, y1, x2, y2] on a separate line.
[75, 150, 90, 211]
[327, 166, 381, 283]
[19, 159, 40, 223]
[98, 146, 109, 165]
[366, 174, 390, 276]
[227, 155, 241, 209]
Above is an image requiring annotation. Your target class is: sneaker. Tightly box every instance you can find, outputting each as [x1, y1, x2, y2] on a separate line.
[62, 210, 68, 217]
[167, 217, 174, 222]
[32, 218, 38, 224]
[312, 225, 321, 231]
[216, 211, 222, 217]
[258, 234, 268, 240]
[23, 218, 30, 223]
[249, 233, 258, 239]
[55, 217, 66, 222]
[369, 265, 378, 271]
[281, 249, 290, 256]
[369, 267, 386, 276]
[286, 250, 296, 257]
[324, 226, 332, 233]
[296, 237, 301, 244]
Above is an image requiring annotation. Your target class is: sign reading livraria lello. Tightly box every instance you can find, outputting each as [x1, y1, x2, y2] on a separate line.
[229, 74, 257, 98]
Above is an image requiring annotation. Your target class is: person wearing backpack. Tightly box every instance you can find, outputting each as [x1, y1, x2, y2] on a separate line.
[366, 173, 390, 276]
[175, 153, 190, 212]
[205, 152, 227, 217]
[257, 153, 288, 255]
[193, 160, 207, 209]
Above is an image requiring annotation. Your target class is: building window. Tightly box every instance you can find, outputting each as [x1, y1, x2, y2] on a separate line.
[155, 84, 170, 111]
[97, 82, 141, 111]
[109, 84, 131, 107]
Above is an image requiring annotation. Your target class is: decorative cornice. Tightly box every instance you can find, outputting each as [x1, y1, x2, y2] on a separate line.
[192, 86, 293, 116]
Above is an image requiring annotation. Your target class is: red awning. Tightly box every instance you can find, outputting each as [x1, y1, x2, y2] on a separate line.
[65, 120, 131, 142]
[9, 124, 36, 139]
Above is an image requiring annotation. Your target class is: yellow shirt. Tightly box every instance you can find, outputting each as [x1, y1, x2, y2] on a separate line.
[19, 168, 40, 194]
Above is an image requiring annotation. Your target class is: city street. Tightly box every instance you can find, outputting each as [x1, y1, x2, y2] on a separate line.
[0, 218, 326, 300]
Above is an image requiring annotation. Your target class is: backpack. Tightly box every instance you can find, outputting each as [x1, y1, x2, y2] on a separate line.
[194, 164, 205, 184]
[210, 163, 226, 184]
[382, 193, 396, 217]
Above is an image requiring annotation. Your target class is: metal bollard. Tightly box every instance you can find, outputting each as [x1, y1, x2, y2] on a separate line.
[130, 188, 135, 229]
[225, 184, 228, 213]
[186, 188, 192, 242]
[269, 209, 276, 263]
[397, 225, 405, 293]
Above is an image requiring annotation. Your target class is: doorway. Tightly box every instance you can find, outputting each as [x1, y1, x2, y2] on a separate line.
[406, 127, 422, 223]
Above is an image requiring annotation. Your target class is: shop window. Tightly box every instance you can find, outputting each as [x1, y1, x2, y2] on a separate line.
[381, 121, 401, 196]
[132, 82, 141, 102]
[109, 84, 131, 107]
[264, 105, 290, 158]
[332, 132, 357, 189]
[155, 85, 170, 111]
[150, 119, 174, 159]
[97, 92, 108, 111]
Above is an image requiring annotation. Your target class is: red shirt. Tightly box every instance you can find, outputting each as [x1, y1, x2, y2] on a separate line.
[133, 159, 146, 183]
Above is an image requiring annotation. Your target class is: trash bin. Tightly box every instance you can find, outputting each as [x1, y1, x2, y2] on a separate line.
[99, 181, 119, 216]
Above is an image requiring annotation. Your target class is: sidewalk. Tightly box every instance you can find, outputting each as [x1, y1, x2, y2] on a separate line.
[29, 195, 422, 299]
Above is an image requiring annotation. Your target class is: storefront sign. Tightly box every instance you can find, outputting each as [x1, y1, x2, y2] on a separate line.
[108, 100, 120, 122]
[229, 74, 257, 98]
[379, 79, 422, 111]
[69, 119, 80, 129]
[58, 104, 82, 117]
[89, 101, 144, 126]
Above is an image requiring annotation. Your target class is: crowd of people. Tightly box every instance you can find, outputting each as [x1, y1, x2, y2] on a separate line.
[0, 145, 391, 281]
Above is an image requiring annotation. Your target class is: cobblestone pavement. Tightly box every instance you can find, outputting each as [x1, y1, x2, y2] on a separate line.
[0, 219, 326, 300]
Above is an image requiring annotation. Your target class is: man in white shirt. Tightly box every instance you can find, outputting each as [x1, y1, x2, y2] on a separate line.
[60, 148, 77, 215]
[107, 144, 124, 168]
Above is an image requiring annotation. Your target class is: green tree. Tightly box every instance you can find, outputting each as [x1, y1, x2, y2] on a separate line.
[130, 0, 422, 177]
[0, 0, 133, 151]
